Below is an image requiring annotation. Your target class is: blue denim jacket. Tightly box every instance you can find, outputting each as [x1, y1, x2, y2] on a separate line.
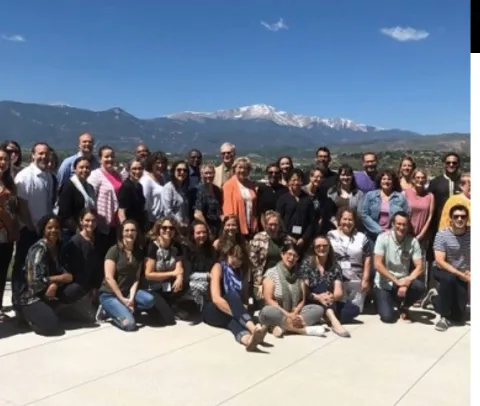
[360, 190, 409, 239]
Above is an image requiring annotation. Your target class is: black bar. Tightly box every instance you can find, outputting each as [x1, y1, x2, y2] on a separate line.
[472, 0, 478, 52]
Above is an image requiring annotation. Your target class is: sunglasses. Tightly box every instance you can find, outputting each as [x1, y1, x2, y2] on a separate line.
[445, 161, 458, 166]
[161, 225, 175, 231]
[6, 149, 19, 154]
[452, 214, 467, 220]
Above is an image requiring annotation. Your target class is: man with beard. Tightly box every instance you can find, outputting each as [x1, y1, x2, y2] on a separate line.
[315, 147, 338, 192]
[12, 143, 56, 300]
[354, 152, 378, 194]
[57, 133, 99, 187]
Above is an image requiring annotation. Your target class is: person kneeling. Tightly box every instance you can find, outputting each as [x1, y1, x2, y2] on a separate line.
[259, 243, 327, 338]
[17, 215, 94, 336]
[374, 212, 424, 323]
[97, 220, 155, 331]
[203, 242, 267, 351]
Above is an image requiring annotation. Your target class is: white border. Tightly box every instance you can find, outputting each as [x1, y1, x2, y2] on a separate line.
[470, 52, 477, 406]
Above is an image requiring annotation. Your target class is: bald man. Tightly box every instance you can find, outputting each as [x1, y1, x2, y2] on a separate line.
[57, 133, 100, 187]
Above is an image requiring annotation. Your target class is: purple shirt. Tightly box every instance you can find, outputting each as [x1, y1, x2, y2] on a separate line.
[354, 171, 376, 194]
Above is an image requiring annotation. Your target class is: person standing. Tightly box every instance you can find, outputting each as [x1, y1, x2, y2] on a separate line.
[12, 143, 55, 302]
[354, 152, 378, 194]
[315, 147, 338, 192]
[56, 133, 99, 187]
[214, 143, 236, 188]
[187, 149, 202, 190]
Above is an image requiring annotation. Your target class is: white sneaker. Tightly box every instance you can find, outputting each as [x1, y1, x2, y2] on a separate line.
[305, 325, 327, 337]
[95, 305, 107, 323]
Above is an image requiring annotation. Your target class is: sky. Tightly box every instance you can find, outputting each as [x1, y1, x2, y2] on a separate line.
[0, 0, 471, 134]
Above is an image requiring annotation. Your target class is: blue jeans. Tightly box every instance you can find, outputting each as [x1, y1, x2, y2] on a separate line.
[202, 290, 252, 342]
[374, 279, 425, 323]
[310, 282, 360, 323]
[99, 290, 155, 331]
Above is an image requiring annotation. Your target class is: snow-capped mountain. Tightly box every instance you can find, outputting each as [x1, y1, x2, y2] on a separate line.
[167, 104, 377, 132]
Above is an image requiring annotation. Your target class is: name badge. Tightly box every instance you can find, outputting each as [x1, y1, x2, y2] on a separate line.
[292, 225, 302, 235]
[340, 261, 351, 271]
[162, 282, 172, 292]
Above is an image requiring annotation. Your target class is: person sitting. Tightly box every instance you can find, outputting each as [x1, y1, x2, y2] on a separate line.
[144, 217, 187, 325]
[250, 210, 293, 301]
[299, 236, 355, 338]
[428, 205, 470, 331]
[202, 242, 268, 351]
[16, 215, 94, 336]
[373, 211, 424, 323]
[184, 220, 217, 311]
[96, 220, 155, 331]
[259, 242, 327, 338]
[213, 214, 246, 252]
[62, 209, 103, 300]
[327, 207, 371, 314]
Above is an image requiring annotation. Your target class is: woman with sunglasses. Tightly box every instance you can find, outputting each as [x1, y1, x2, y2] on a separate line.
[144, 217, 186, 325]
[299, 236, 355, 337]
[96, 220, 155, 331]
[203, 241, 267, 351]
[0, 140, 23, 178]
[117, 158, 147, 231]
[162, 160, 190, 229]
[256, 163, 288, 229]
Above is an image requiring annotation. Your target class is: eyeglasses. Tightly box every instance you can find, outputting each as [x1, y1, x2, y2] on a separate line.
[445, 161, 458, 166]
[161, 225, 175, 231]
[452, 214, 467, 220]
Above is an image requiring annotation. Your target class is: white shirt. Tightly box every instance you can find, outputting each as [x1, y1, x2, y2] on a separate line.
[15, 163, 54, 228]
[140, 172, 165, 222]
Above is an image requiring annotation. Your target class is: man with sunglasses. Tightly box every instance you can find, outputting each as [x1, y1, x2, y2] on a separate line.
[213, 142, 236, 188]
[256, 163, 288, 229]
[429, 205, 470, 332]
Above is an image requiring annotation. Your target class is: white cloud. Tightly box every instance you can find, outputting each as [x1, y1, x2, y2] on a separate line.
[1, 34, 26, 42]
[261, 18, 288, 32]
[380, 26, 429, 42]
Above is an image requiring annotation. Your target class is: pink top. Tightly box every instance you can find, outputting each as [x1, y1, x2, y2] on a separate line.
[378, 199, 390, 230]
[103, 169, 122, 195]
[404, 188, 433, 237]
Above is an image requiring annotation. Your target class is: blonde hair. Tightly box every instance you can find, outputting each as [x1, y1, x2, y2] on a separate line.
[232, 156, 252, 171]
[200, 163, 215, 172]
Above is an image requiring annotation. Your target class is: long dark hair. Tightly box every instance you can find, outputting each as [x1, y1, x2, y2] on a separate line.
[0, 140, 22, 168]
[217, 214, 246, 249]
[0, 146, 16, 192]
[333, 164, 359, 195]
[116, 220, 142, 252]
[187, 220, 215, 258]
[306, 235, 337, 272]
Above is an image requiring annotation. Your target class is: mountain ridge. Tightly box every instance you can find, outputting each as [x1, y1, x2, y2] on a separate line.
[0, 100, 469, 153]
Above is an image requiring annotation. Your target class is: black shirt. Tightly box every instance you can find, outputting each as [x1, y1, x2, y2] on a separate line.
[276, 190, 315, 242]
[318, 168, 338, 194]
[428, 174, 461, 232]
[62, 233, 103, 289]
[57, 179, 90, 230]
[118, 179, 147, 230]
[190, 183, 223, 237]
[257, 183, 289, 219]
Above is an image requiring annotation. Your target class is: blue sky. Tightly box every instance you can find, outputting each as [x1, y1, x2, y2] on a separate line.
[0, 0, 470, 134]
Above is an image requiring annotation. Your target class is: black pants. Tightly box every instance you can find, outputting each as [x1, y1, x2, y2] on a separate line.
[311, 282, 360, 323]
[20, 282, 87, 336]
[12, 228, 39, 297]
[146, 289, 179, 326]
[202, 291, 252, 342]
[0, 242, 14, 308]
[434, 267, 468, 322]
[375, 279, 425, 323]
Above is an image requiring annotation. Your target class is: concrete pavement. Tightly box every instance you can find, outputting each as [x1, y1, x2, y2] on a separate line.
[0, 288, 470, 406]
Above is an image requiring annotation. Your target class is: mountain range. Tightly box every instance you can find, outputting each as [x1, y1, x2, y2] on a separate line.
[0, 101, 469, 153]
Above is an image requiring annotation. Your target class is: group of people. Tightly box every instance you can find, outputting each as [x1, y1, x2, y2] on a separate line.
[0, 134, 470, 351]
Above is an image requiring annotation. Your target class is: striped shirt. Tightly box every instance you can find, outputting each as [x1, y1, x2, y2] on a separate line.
[433, 228, 470, 272]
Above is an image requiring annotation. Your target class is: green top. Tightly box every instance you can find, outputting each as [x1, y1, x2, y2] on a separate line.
[265, 238, 282, 271]
[99, 245, 143, 295]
